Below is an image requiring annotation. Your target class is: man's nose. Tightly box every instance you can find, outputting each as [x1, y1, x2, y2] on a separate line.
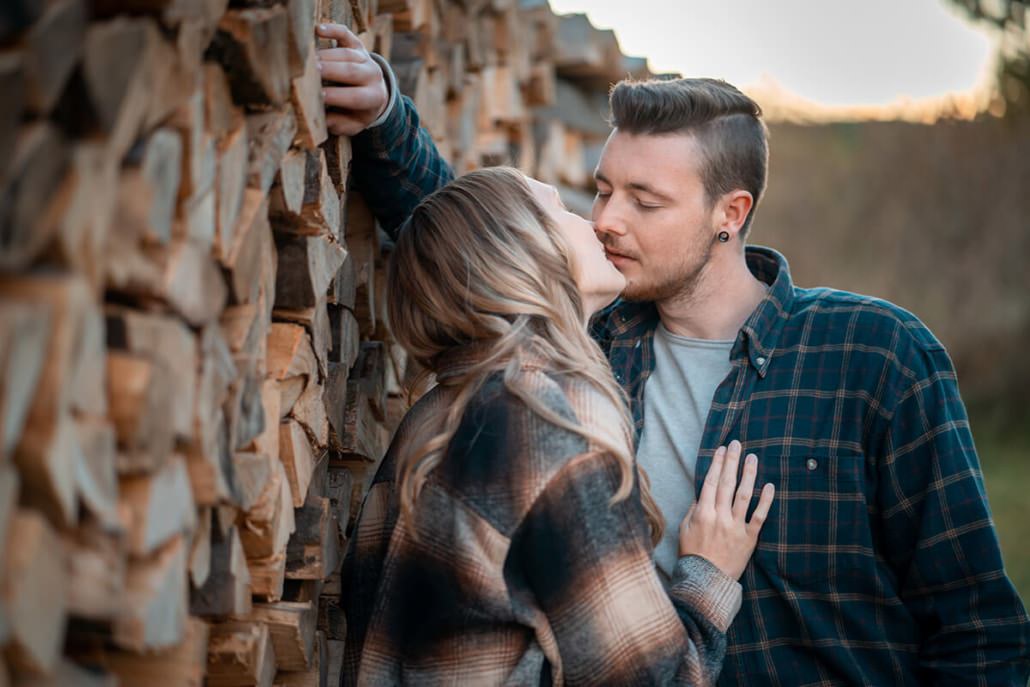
[593, 200, 627, 238]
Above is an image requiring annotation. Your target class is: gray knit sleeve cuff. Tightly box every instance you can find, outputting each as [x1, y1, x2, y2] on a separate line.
[669, 554, 743, 633]
[367, 52, 400, 130]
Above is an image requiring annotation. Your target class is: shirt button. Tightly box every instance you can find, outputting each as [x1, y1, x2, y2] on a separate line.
[756, 356, 766, 366]
[806, 458, 819, 471]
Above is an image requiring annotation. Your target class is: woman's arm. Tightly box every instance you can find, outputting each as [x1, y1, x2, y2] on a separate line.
[508, 445, 772, 686]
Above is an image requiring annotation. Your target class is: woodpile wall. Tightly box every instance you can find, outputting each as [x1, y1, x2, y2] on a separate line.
[0, 0, 660, 684]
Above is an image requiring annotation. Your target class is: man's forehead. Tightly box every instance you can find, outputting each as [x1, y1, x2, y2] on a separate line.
[596, 130, 702, 186]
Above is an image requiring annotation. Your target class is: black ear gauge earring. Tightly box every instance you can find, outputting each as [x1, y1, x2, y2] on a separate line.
[718, 231, 730, 243]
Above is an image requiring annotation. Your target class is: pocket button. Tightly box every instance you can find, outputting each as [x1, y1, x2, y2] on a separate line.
[806, 458, 819, 471]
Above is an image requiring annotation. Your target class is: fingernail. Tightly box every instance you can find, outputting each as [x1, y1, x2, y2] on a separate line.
[730, 439, 741, 450]
[319, 23, 327, 31]
[746, 454, 757, 466]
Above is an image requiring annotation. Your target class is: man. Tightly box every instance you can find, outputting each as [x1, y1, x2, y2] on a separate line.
[316, 23, 1030, 685]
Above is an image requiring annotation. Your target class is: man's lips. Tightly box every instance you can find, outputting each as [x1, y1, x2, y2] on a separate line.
[604, 247, 636, 264]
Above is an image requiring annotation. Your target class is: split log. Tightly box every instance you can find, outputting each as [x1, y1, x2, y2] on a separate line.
[71, 416, 119, 531]
[0, 124, 69, 272]
[267, 323, 318, 386]
[107, 239, 228, 327]
[206, 622, 276, 687]
[63, 520, 126, 622]
[247, 553, 287, 602]
[226, 370, 265, 457]
[249, 596, 317, 671]
[287, 371, 330, 451]
[1, 510, 67, 675]
[291, 47, 328, 150]
[106, 307, 197, 442]
[286, 495, 336, 581]
[215, 124, 249, 262]
[0, 466, 18, 579]
[114, 536, 190, 651]
[351, 341, 387, 422]
[47, 141, 119, 292]
[75, 17, 167, 160]
[280, 419, 317, 508]
[333, 366, 387, 463]
[204, 62, 242, 142]
[286, 0, 317, 75]
[246, 109, 298, 196]
[274, 294, 331, 381]
[191, 525, 252, 618]
[209, 7, 291, 107]
[0, 54, 23, 174]
[274, 235, 346, 312]
[171, 85, 217, 224]
[99, 617, 209, 687]
[276, 630, 327, 686]
[231, 451, 272, 513]
[190, 508, 212, 589]
[238, 459, 295, 559]
[106, 351, 176, 475]
[270, 150, 341, 238]
[0, 304, 49, 462]
[116, 129, 183, 246]
[321, 135, 351, 195]
[220, 190, 274, 307]
[327, 304, 359, 369]
[9, 657, 117, 686]
[119, 456, 198, 557]
[247, 380, 280, 463]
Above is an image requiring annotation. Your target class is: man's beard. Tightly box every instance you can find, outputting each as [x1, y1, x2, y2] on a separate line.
[621, 236, 715, 304]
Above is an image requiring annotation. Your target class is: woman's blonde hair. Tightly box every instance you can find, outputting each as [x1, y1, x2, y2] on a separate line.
[386, 166, 664, 546]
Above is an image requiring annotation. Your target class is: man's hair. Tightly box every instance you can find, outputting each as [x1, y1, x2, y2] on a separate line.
[609, 78, 769, 236]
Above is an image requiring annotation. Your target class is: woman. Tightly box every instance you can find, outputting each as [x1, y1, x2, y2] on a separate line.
[341, 167, 775, 686]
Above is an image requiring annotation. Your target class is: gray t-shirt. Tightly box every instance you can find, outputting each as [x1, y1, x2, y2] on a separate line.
[637, 323, 734, 577]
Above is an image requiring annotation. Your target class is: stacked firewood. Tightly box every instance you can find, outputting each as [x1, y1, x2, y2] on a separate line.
[0, 0, 660, 684]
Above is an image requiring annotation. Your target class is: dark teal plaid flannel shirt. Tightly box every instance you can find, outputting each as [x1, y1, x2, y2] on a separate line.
[350, 92, 1030, 686]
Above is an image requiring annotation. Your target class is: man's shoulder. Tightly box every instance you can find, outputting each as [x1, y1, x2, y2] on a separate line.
[788, 285, 950, 375]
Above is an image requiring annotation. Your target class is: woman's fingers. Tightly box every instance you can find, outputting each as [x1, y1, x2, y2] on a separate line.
[746, 482, 776, 539]
[715, 440, 742, 512]
[732, 453, 758, 520]
[316, 22, 364, 49]
[697, 445, 726, 510]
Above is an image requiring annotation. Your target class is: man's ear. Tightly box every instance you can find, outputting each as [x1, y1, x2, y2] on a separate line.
[716, 190, 754, 240]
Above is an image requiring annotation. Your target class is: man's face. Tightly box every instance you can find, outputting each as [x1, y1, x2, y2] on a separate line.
[592, 129, 716, 302]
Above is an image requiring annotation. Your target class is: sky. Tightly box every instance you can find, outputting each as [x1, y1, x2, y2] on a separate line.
[546, 0, 997, 109]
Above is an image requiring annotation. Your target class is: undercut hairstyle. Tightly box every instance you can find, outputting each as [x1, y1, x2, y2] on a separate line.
[609, 78, 769, 237]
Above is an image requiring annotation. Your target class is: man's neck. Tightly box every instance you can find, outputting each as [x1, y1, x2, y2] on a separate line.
[656, 250, 768, 340]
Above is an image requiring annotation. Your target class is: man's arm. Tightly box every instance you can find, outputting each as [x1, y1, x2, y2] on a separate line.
[878, 337, 1030, 684]
[316, 23, 454, 239]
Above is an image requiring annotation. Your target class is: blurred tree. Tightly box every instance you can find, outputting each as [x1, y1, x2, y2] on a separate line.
[949, 0, 1030, 117]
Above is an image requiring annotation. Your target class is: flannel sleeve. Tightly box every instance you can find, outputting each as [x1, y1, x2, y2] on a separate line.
[340, 478, 397, 686]
[509, 451, 741, 686]
[878, 338, 1030, 685]
[350, 57, 455, 239]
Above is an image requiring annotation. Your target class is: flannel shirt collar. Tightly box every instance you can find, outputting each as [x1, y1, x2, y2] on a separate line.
[737, 245, 795, 378]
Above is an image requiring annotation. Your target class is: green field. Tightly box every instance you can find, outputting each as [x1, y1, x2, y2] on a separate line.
[977, 423, 1030, 608]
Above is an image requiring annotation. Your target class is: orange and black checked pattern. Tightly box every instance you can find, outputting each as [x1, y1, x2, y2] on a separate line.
[341, 360, 741, 686]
